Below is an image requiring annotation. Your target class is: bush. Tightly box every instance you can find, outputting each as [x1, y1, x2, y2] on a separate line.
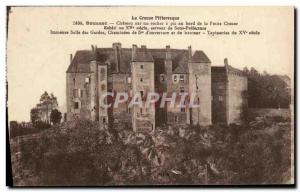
[15, 119, 292, 185]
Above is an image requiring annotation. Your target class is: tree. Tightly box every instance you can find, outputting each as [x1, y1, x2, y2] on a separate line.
[37, 91, 59, 123]
[50, 109, 62, 125]
[30, 107, 40, 124]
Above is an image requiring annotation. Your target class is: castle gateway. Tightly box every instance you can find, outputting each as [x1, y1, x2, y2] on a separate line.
[66, 43, 248, 132]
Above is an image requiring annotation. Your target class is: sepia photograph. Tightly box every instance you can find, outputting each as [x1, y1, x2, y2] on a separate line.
[6, 6, 294, 186]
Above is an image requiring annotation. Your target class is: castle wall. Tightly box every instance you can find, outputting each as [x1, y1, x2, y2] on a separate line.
[66, 72, 92, 121]
[227, 74, 248, 124]
[211, 71, 227, 124]
[188, 62, 212, 126]
[111, 73, 132, 125]
[131, 61, 155, 133]
[97, 64, 108, 125]
[166, 74, 189, 125]
[66, 44, 248, 130]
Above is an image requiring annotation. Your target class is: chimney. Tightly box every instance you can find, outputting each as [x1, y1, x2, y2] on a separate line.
[166, 45, 171, 60]
[224, 58, 228, 66]
[132, 44, 137, 61]
[91, 45, 94, 52]
[113, 43, 122, 72]
[70, 54, 73, 63]
[188, 45, 192, 60]
[141, 45, 146, 49]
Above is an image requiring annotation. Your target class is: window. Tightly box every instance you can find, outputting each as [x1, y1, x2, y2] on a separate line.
[180, 87, 184, 93]
[140, 78, 143, 82]
[181, 107, 185, 112]
[78, 89, 83, 98]
[140, 64, 144, 69]
[180, 75, 185, 82]
[74, 101, 79, 109]
[85, 77, 90, 84]
[103, 117, 106, 124]
[140, 91, 144, 98]
[100, 68, 106, 81]
[160, 74, 165, 82]
[127, 77, 132, 84]
[174, 116, 178, 122]
[218, 96, 223, 101]
[140, 108, 143, 114]
[173, 75, 177, 83]
[73, 89, 78, 98]
[101, 84, 106, 91]
[100, 68, 106, 74]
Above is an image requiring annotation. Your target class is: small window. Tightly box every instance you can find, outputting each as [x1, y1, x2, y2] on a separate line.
[140, 91, 144, 98]
[73, 89, 78, 98]
[218, 96, 223, 101]
[127, 77, 132, 84]
[78, 89, 83, 98]
[74, 101, 79, 109]
[101, 84, 106, 91]
[100, 68, 106, 74]
[100, 68, 106, 81]
[140, 65, 144, 69]
[140, 108, 143, 114]
[160, 74, 165, 82]
[103, 117, 106, 124]
[140, 78, 143, 82]
[180, 87, 184, 93]
[85, 77, 90, 84]
[181, 107, 185, 112]
[180, 75, 184, 82]
[173, 75, 177, 83]
[174, 116, 178, 122]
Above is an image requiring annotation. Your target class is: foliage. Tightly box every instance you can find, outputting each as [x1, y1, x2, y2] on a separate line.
[16, 116, 292, 185]
[50, 109, 62, 125]
[30, 108, 40, 124]
[9, 121, 38, 138]
[33, 121, 52, 130]
[243, 67, 291, 108]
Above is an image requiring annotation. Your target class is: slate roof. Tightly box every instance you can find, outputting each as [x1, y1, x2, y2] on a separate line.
[66, 46, 211, 74]
[211, 66, 226, 74]
[211, 65, 245, 76]
[226, 65, 245, 76]
[191, 50, 211, 63]
[132, 48, 154, 62]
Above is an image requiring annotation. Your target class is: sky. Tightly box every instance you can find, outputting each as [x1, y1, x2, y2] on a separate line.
[7, 6, 294, 122]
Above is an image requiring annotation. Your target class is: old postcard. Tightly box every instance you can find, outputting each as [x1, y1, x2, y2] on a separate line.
[7, 6, 294, 186]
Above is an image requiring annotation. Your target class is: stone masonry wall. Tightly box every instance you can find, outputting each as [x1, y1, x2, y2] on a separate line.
[188, 62, 212, 126]
[227, 74, 248, 124]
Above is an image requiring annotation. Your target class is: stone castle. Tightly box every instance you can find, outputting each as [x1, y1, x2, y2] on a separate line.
[66, 43, 248, 132]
